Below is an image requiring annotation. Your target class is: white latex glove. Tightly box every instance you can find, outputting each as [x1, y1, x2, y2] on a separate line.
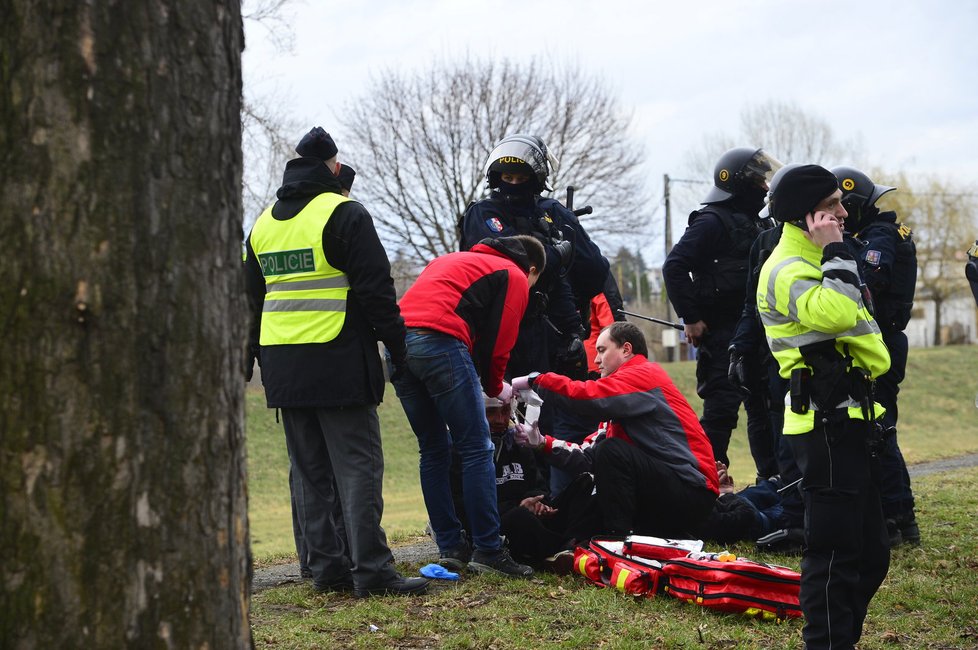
[514, 421, 543, 449]
[510, 373, 537, 392]
[495, 381, 513, 403]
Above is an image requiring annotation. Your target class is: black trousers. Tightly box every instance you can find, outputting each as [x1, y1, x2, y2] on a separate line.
[788, 418, 890, 650]
[502, 473, 602, 561]
[593, 438, 716, 538]
[877, 330, 915, 518]
[697, 326, 778, 477]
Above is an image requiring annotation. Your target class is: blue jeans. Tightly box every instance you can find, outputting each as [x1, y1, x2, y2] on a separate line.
[393, 330, 501, 553]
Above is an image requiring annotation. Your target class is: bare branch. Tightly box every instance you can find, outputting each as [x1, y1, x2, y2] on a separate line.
[339, 57, 652, 265]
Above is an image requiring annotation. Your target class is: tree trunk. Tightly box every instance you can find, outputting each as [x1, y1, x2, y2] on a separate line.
[932, 297, 943, 346]
[0, 2, 250, 647]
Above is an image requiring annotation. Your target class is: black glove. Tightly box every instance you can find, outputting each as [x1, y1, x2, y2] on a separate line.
[245, 347, 258, 383]
[553, 239, 573, 268]
[555, 335, 588, 380]
[726, 345, 749, 395]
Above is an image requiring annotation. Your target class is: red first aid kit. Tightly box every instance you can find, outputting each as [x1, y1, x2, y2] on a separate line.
[572, 536, 703, 597]
[660, 551, 802, 621]
[572, 536, 802, 622]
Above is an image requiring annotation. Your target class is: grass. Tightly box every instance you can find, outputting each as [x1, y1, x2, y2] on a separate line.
[246, 344, 978, 647]
[251, 468, 978, 649]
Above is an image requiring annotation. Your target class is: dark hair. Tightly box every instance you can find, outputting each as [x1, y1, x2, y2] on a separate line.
[513, 235, 546, 274]
[603, 321, 648, 357]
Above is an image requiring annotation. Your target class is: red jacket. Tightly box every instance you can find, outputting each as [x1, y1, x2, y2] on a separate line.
[399, 241, 529, 397]
[533, 355, 719, 495]
[584, 293, 615, 373]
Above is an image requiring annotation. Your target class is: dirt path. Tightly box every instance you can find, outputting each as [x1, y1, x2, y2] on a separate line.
[252, 453, 978, 593]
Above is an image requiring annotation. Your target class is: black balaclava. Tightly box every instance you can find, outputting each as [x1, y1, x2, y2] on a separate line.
[733, 182, 768, 216]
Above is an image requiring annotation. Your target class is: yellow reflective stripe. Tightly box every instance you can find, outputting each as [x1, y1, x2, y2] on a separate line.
[266, 277, 349, 292]
[615, 567, 631, 591]
[262, 298, 347, 312]
[768, 323, 878, 353]
[782, 402, 887, 435]
[576, 556, 588, 576]
[763, 255, 817, 312]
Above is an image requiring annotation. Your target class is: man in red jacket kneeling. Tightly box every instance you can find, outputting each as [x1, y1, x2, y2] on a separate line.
[513, 322, 719, 538]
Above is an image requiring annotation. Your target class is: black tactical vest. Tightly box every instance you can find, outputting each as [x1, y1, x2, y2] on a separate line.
[689, 205, 767, 307]
[870, 220, 917, 332]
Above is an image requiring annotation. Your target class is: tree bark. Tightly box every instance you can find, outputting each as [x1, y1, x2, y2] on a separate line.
[0, 2, 250, 647]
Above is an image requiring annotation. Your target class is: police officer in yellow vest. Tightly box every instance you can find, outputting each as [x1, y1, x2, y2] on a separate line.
[244, 127, 428, 597]
[757, 164, 890, 649]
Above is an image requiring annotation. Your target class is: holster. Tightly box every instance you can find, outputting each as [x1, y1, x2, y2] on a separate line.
[796, 340, 876, 423]
[798, 340, 852, 411]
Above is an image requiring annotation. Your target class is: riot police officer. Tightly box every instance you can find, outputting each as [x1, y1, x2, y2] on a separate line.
[662, 147, 782, 476]
[460, 135, 608, 377]
[459, 134, 610, 496]
[833, 166, 920, 545]
[967, 240, 978, 307]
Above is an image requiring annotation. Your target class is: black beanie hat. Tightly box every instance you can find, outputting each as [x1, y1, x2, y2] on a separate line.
[770, 164, 839, 223]
[336, 163, 356, 192]
[295, 126, 338, 161]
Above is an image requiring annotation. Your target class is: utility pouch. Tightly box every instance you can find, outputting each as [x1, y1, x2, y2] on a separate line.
[789, 368, 811, 415]
[799, 340, 851, 410]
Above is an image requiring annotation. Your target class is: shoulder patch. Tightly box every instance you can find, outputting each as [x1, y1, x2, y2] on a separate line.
[897, 223, 912, 240]
[864, 249, 882, 266]
[485, 217, 504, 233]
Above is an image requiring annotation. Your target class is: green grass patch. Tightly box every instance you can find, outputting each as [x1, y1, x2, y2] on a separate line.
[251, 467, 978, 649]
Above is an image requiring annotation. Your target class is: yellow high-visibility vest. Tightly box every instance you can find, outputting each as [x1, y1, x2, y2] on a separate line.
[249, 192, 351, 345]
[757, 225, 890, 434]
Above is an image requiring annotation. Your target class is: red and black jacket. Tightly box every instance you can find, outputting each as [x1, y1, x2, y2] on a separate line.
[398, 239, 530, 397]
[532, 355, 720, 495]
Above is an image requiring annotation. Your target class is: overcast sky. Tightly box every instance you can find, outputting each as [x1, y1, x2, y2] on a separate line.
[243, 0, 978, 262]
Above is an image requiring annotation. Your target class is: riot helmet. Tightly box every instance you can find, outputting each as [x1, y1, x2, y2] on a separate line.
[484, 134, 558, 193]
[759, 162, 802, 220]
[703, 147, 783, 204]
[830, 166, 895, 232]
[831, 166, 896, 210]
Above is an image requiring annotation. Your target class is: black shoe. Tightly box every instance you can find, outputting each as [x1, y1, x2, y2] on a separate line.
[438, 537, 472, 572]
[353, 576, 430, 598]
[468, 548, 534, 578]
[893, 510, 921, 546]
[886, 518, 904, 547]
[314, 575, 354, 593]
[756, 528, 804, 554]
[300, 567, 313, 580]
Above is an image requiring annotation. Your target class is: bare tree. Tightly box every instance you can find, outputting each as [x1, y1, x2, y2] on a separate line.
[0, 2, 250, 647]
[673, 100, 863, 219]
[241, 0, 302, 233]
[241, 96, 302, 232]
[875, 172, 977, 345]
[338, 57, 651, 264]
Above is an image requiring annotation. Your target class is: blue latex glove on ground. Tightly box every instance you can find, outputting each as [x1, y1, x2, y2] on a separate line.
[420, 563, 459, 580]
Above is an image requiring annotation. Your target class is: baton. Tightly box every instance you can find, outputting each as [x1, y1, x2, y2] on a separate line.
[777, 477, 802, 494]
[617, 309, 684, 331]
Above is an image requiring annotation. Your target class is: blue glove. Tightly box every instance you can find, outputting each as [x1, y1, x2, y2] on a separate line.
[420, 563, 459, 580]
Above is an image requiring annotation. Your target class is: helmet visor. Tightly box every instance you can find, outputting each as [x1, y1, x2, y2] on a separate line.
[484, 137, 551, 180]
[742, 150, 784, 191]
